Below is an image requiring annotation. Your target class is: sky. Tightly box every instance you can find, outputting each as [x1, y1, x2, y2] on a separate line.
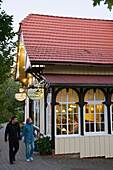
[2, 0, 113, 32]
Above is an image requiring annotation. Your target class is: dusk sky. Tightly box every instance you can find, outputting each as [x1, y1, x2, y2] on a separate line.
[2, 0, 113, 32]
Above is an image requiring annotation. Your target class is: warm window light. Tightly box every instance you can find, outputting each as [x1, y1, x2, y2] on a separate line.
[70, 105, 76, 108]
[23, 66, 25, 69]
[56, 110, 58, 113]
[62, 110, 65, 113]
[23, 79, 27, 83]
[91, 107, 94, 111]
[62, 128, 66, 132]
[68, 108, 72, 111]
[20, 43, 24, 49]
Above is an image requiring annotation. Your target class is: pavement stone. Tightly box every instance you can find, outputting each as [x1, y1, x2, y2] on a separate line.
[1, 123, 113, 170]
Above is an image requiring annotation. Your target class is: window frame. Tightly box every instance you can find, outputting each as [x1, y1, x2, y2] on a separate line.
[55, 88, 81, 137]
[84, 89, 108, 136]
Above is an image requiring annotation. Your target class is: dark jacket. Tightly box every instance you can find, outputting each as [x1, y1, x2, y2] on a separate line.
[21, 123, 36, 143]
[5, 121, 21, 142]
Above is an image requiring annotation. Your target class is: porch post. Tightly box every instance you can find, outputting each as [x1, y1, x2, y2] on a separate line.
[51, 87, 55, 151]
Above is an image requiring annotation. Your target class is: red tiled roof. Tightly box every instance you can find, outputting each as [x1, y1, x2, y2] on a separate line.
[43, 74, 113, 86]
[20, 14, 113, 64]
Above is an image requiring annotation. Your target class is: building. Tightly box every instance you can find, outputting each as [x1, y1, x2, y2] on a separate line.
[15, 14, 113, 158]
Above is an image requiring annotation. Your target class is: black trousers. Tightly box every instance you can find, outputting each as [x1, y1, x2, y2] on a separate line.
[9, 140, 19, 163]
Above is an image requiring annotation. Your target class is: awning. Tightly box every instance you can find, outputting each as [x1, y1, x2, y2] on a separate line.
[42, 74, 113, 87]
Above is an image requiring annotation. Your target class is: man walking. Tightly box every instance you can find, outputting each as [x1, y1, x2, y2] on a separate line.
[4, 116, 21, 164]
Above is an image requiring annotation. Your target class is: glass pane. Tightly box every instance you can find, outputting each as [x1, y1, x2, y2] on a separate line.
[68, 104, 73, 113]
[89, 89, 94, 101]
[74, 114, 78, 123]
[62, 89, 67, 102]
[90, 123, 94, 132]
[57, 125, 61, 135]
[85, 89, 94, 101]
[62, 125, 67, 134]
[101, 123, 105, 131]
[73, 91, 79, 102]
[96, 123, 100, 131]
[68, 114, 73, 124]
[62, 114, 67, 124]
[101, 114, 104, 122]
[56, 114, 61, 124]
[68, 89, 73, 102]
[95, 105, 99, 113]
[95, 89, 104, 101]
[68, 125, 73, 134]
[85, 123, 89, 132]
[85, 113, 89, 122]
[96, 114, 99, 122]
[85, 105, 89, 113]
[56, 104, 61, 114]
[90, 105, 94, 113]
[74, 124, 78, 134]
[90, 114, 94, 122]
[68, 89, 78, 102]
[62, 104, 67, 114]
[70, 104, 78, 113]
[100, 105, 104, 113]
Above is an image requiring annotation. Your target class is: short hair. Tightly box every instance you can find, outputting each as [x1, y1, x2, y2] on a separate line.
[11, 116, 17, 121]
[26, 118, 31, 123]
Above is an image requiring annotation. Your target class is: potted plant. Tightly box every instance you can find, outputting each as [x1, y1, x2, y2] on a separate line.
[34, 136, 52, 155]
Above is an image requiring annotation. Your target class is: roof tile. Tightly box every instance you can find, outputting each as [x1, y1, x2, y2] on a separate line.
[20, 14, 113, 64]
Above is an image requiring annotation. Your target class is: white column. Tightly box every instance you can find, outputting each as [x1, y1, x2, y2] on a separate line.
[25, 96, 29, 123]
[34, 101, 36, 125]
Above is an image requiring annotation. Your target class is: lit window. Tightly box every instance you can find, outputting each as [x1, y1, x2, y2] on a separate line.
[56, 89, 80, 136]
[84, 89, 107, 135]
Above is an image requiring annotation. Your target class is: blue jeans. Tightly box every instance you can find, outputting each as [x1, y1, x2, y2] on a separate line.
[25, 142, 34, 159]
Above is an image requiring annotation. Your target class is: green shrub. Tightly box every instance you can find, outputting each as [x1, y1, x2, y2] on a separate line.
[34, 136, 52, 154]
[0, 113, 12, 123]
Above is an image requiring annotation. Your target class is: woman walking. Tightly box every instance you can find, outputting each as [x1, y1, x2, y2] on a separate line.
[21, 118, 37, 161]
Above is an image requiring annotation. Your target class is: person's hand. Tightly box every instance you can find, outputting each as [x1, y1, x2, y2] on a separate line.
[35, 137, 38, 140]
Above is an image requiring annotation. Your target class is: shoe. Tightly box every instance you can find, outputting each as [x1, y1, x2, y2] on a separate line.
[30, 157, 33, 161]
[26, 159, 30, 162]
[10, 162, 13, 165]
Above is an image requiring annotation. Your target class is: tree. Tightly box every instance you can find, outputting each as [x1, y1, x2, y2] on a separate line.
[92, 0, 113, 10]
[0, 1, 21, 124]
[0, 0, 17, 85]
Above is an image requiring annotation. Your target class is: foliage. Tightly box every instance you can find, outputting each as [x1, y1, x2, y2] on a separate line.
[0, 1, 17, 85]
[92, 0, 113, 10]
[0, 124, 3, 129]
[0, 77, 24, 115]
[34, 136, 52, 154]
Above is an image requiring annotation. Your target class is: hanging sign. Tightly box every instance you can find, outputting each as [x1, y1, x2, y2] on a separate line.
[26, 88, 44, 100]
[15, 93, 26, 101]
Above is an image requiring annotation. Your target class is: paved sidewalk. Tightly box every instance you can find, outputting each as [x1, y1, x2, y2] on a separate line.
[1, 123, 113, 170]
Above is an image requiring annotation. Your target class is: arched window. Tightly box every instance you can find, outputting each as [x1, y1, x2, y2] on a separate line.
[84, 89, 107, 135]
[56, 88, 80, 136]
[111, 94, 113, 133]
